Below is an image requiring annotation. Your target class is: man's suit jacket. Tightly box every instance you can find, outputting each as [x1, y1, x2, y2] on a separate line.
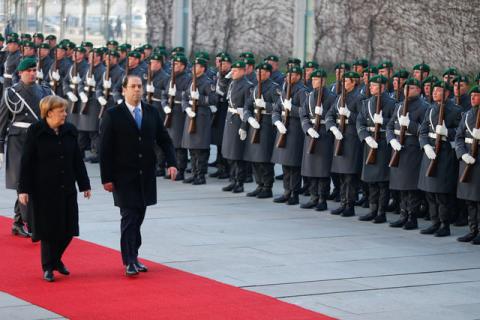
[100, 102, 176, 208]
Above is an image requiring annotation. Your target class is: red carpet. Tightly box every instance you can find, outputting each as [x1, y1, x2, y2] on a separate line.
[0, 216, 334, 320]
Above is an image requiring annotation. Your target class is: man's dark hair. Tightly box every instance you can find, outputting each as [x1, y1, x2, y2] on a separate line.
[122, 74, 142, 88]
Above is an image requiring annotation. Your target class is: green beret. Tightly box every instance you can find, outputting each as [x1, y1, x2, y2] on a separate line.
[365, 66, 378, 74]
[442, 67, 458, 77]
[128, 51, 141, 59]
[7, 32, 19, 40]
[118, 44, 128, 52]
[377, 60, 393, 69]
[343, 71, 360, 79]
[244, 57, 255, 65]
[56, 43, 68, 50]
[194, 57, 208, 67]
[21, 33, 31, 40]
[287, 57, 302, 66]
[66, 41, 76, 49]
[404, 77, 421, 87]
[16, 57, 37, 71]
[172, 46, 185, 53]
[149, 53, 163, 61]
[231, 60, 246, 69]
[143, 43, 152, 50]
[135, 46, 144, 53]
[218, 53, 232, 63]
[0, 34, 4, 42]
[239, 51, 255, 59]
[422, 75, 439, 84]
[173, 54, 188, 64]
[469, 86, 480, 95]
[93, 48, 104, 55]
[81, 41, 93, 48]
[264, 55, 279, 62]
[255, 62, 272, 72]
[393, 69, 410, 79]
[304, 61, 319, 69]
[334, 61, 351, 70]
[33, 32, 44, 39]
[22, 41, 35, 48]
[38, 43, 50, 50]
[107, 50, 120, 58]
[156, 45, 166, 51]
[413, 63, 430, 72]
[287, 66, 303, 75]
[216, 51, 228, 57]
[122, 43, 132, 50]
[452, 75, 469, 84]
[46, 34, 56, 40]
[106, 40, 119, 46]
[195, 51, 210, 60]
[310, 68, 327, 78]
[432, 80, 453, 92]
[369, 75, 388, 84]
[353, 58, 369, 68]
[6, 38, 19, 44]
[74, 46, 86, 53]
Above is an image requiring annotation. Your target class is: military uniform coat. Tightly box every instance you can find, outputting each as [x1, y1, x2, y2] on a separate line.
[64, 60, 89, 127]
[96, 63, 124, 110]
[271, 70, 284, 87]
[3, 50, 21, 90]
[211, 73, 230, 145]
[143, 68, 169, 119]
[46, 57, 72, 97]
[77, 63, 106, 131]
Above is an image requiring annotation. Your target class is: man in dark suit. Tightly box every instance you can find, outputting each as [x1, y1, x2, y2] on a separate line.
[100, 75, 177, 276]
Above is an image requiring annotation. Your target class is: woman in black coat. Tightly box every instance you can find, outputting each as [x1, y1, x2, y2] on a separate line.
[18, 96, 91, 282]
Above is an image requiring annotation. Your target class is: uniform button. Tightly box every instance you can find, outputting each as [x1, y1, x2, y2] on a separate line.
[139, 170, 143, 174]
[138, 154, 142, 158]
[138, 137, 142, 141]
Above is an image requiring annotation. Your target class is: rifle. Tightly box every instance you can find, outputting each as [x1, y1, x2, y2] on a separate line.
[276, 72, 292, 148]
[389, 85, 411, 167]
[51, 47, 59, 92]
[365, 71, 371, 98]
[187, 63, 198, 134]
[99, 51, 111, 119]
[250, 69, 263, 144]
[459, 107, 480, 182]
[455, 79, 461, 105]
[164, 58, 175, 128]
[335, 71, 341, 95]
[307, 82, 324, 154]
[36, 47, 42, 84]
[70, 51, 79, 114]
[211, 60, 222, 126]
[426, 88, 446, 177]
[334, 76, 347, 156]
[365, 90, 382, 164]
[394, 77, 400, 102]
[146, 58, 153, 104]
[80, 51, 95, 114]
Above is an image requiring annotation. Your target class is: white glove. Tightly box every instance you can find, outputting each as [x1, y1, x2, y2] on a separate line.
[209, 105, 217, 113]
[399, 113, 410, 128]
[365, 136, 378, 149]
[191, 89, 200, 100]
[79, 91, 88, 103]
[103, 78, 111, 89]
[215, 84, 224, 96]
[390, 138, 402, 151]
[117, 99, 123, 105]
[255, 97, 266, 109]
[86, 77, 96, 87]
[248, 117, 260, 129]
[237, 107, 244, 121]
[225, 71, 232, 79]
[462, 153, 476, 165]
[274, 120, 287, 134]
[283, 99, 292, 111]
[0, 153, 3, 169]
[72, 75, 81, 84]
[315, 105, 323, 115]
[146, 84, 155, 93]
[164, 106, 172, 114]
[423, 144, 436, 160]
[373, 111, 383, 125]
[435, 121, 448, 136]
[67, 91, 78, 102]
[238, 128, 247, 141]
[37, 70, 44, 80]
[472, 128, 480, 140]
[185, 107, 196, 118]
[168, 85, 176, 97]
[338, 107, 351, 118]
[329, 126, 343, 140]
[52, 70, 60, 81]
[98, 96, 107, 106]
[307, 127, 319, 139]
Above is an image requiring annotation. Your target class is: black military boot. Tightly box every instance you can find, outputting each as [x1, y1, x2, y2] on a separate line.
[232, 183, 244, 193]
[403, 212, 418, 230]
[192, 176, 206, 185]
[341, 205, 355, 217]
[287, 193, 299, 205]
[274, 193, 290, 203]
[420, 222, 440, 235]
[457, 232, 478, 242]
[373, 212, 387, 224]
[209, 170, 220, 178]
[222, 181, 236, 192]
[183, 176, 195, 184]
[174, 171, 185, 181]
[330, 204, 345, 215]
[300, 197, 319, 209]
[434, 223, 450, 237]
[11, 224, 30, 238]
[327, 188, 339, 201]
[389, 210, 408, 228]
[256, 188, 273, 199]
[359, 205, 378, 221]
[471, 233, 480, 245]
[246, 187, 262, 197]
[315, 199, 328, 211]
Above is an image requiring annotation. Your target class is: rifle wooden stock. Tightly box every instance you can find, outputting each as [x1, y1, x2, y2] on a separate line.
[146, 59, 153, 104]
[455, 80, 461, 105]
[164, 58, 175, 128]
[70, 51, 79, 114]
[187, 64, 198, 134]
[460, 108, 480, 183]
[276, 73, 292, 148]
[99, 52, 111, 119]
[365, 72, 371, 98]
[426, 90, 446, 177]
[80, 51, 95, 114]
[366, 92, 382, 165]
[334, 77, 346, 156]
[251, 72, 262, 144]
[307, 85, 324, 154]
[389, 85, 411, 167]
[36, 48, 42, 84]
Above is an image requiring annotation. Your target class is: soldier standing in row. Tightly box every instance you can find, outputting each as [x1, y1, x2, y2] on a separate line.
[97, 50, 124, 111]
[452, 75, 472, 113]
[46, 43, 71, 97]
[265, 55, 284, 86]
[3, 37, 21, 90]
[36, 43, 53, 85]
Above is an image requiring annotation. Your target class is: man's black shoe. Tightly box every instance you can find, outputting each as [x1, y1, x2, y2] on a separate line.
[273, 194, 289, 203]
[315, 201, 328, 211]
[218, 172, 230, 179]
[43, 270, 54, 282]
[126, 263, 139, 276]
[232, 183, 244, 193]
[358, 211, 377, 221]
[174, 172, 185, 181]
[471, 235, 480, 245]
[208, 161, 218, 167]
[156, 168, 166, 177]
[434, 224, 450, 237]
[373, 213, 387, 224]
[256, 189, 273, 199]
[287, 194, 299, 205]
[330, 205, 345, 215]
[246, 187, 262, 197]
[56, 262, 70, 275]
[209, 170, 220, 178]
[300, 199, 318, 209]
[420, 223, 440, 235]
[222, 182, 236, 192]
[134, 261, 148, 272]
[457, 232, 478, 242]
[390, 217, 407, 228]
[341, 206, 355, 217]
[183, 176, 195, 184]
[192, 177, 206, 185]
[275, 174, 283, 180]
[12, 225, 30, 238]
[403, 218, 418, 230]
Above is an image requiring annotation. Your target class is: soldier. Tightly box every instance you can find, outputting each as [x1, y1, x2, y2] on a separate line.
[81, 41, 94, 58]
[243, 62, 281, 199]
[412, 63, 430, 83]
[32, 32, 44, 46]
[360, 65, 378, 97]
[325, 71, 365, 217]
[390, 69, 409, 102]
[195, 51, 216, 81]
[65, 41, 76, 61]
[3, 37, 22, 90]
[387, 78, 429, 229]
[143, 44, 153, 60]
[352, 58, 369, 95]
[299, 69, 336, 210]
[303, 61, 318, 91]
[36, 43, 54, 85]
[264, 55, 284, 86]
[417, 81, 461, 237]
[143, 53, 168, 116]
[20, 33, 31, 42]
[46, 43, 71, 97]
[162, 54, 191, 181]
[181, 57, 217, 185]
[377, 60, 394, 93]
[221, 60, 254, 193]
[452, 75, 472, 113]
[126, 50, 145, 77]
[244, 57, 257, 85]
[45, 34, 57, 58]
[356, 75, 396, 223]
[77, 48, 106, 163]
[271, 66, 308, 205]
[443, 67, 458, 87]
[455, 86, 480, 244]
[106, 39, 119, 51]
[96, 50, 124, 112]
[422, 75, 439, 103]
[118, 44, 129, 70]
[22, 41, 36, 59]
[0, 58, 52, 237]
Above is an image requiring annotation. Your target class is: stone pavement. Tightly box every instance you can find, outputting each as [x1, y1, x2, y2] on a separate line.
[1, 160, 480, 320]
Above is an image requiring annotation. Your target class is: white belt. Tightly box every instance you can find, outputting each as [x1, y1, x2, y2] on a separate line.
[367, 126, 385, 133]
[465, 138, 479, 145]
[428, 132, 447, 141]
[3, 73, 12, 79]
[254, 109, 269, 115]
[394, 129, 413, 136]
[12, 122, 32, 128]
[310, 119, 326, 124]
[228, 107, 238, 114]
[152, 97, 161, 102]
[336, 118, 349, 125]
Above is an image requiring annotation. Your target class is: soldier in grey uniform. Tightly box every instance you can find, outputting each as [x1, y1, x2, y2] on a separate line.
[221, 60, 254, 193]
[45, 34, 57, 59]
[356, 75, 396, 223]
[455, 86, 480, 244]
[46, 43, 72, 97]
[162, 54, 191, 181]
[360, 66, 378, 98]
[271, 66, 308, 205]
[387, 78, 429, 230]
[418, 81, 461, 237]
[302, 61, 318, 91]
[244, 57, 257, 86]
[390, 69, 409, 103]
[0, 58, 52, 236]
[243, 62, 281, 199]
[412, 63, 430, 83]
[377, 60, 394, 94]
[452, 75, 472, 113]
[325, 71, 365, 217]
[0, 34, 7, 93]
[422, 75, 438, 104]
[299, 69, 336, 210]
[36, 43, 53, 86]
[353, 58, 369, 94]
[181, 57, 217, 185]
[118, 44, 129, 70]
[96, 50, 125, 112]
[125, 50, 145, 78]
[329, 62, 350, 95]
[264, 55, 284, 86]
[3, 37, 22, 90]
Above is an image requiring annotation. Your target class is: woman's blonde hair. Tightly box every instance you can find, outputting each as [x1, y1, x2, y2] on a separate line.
[40, 95, 68, 119]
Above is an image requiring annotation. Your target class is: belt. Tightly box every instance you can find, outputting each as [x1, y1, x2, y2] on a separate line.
[367, 126, 385, 133]
[465, 137, 479, 145]
[394, 129, 413, 136]
[3, 73, 12, 79]
[336, 119, 349, 125]
[174, 100, 182, 104]
[254, 109, 270, 115]
[12, 122, 32, 128]
[228, 107, 238, 114]
[152, 97, 162, 102]
[310, 119, 326, 124]
[428, 132, 447, 141]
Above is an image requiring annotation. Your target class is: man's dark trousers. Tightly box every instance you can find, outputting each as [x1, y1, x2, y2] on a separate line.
[120, 207, 147, 265]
